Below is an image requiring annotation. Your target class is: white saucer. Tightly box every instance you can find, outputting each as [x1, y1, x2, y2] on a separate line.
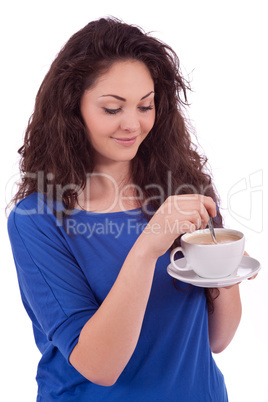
[167, 256, 261, 288]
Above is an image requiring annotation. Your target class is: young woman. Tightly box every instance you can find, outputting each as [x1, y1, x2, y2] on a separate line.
[8, 17, 243, 401]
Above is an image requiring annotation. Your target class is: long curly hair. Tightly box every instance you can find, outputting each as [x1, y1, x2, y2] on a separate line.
[10, 17, 222, 310]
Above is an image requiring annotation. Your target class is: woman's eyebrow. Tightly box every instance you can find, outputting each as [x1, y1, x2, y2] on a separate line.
[99, 91, 155, 102]
[140, 91, 155, 100]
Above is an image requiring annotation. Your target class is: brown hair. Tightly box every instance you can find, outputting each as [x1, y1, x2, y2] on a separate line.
[10, 16, 222, 310]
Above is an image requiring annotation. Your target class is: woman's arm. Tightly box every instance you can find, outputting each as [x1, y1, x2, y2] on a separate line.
[208, 251, 257, 353]
[69, 195, 216, 385]
[70, 242, 158, 386]
[208, 284, 242, 353]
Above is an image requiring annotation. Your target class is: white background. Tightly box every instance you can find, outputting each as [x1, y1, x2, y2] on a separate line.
[1, 1, 267, 401]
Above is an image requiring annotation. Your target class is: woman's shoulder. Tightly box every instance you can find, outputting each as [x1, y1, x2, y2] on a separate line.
[9, 192, 46, 213]
[8, 192, 69, 217]
[7, 192, 61, 236]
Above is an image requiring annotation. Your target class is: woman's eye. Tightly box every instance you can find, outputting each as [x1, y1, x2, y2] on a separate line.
[103, 106, 153, 115]
[103, 108, 121, 115]
[139, 106, 154, 112]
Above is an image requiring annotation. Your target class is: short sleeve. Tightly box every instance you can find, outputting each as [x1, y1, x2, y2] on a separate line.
[7, 196, 100, 362]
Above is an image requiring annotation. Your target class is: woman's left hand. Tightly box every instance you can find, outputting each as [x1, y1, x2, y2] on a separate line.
[244, 250, 259, 281]
[223, 251, 258, 289]
[248, 273, 258, 280]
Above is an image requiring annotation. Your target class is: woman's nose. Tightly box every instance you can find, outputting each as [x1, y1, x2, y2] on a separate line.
[120, 111, 140, 133]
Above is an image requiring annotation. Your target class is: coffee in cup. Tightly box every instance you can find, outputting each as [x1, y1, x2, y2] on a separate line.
[170, 228, 245, 279]
[185, 232, 241, 245]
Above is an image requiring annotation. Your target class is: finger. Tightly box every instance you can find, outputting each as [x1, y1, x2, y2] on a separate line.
[223, 282, 241, 289]
[180, 221, 197, 234]
[180, 195, 215, 227]
[198, 204, 210, 229]
[202, 196, 217, 218]
[243, 252, 258, 280]
[248, 274, 258, 280]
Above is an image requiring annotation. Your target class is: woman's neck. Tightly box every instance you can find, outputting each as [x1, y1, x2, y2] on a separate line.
[76, 161, 140, 213]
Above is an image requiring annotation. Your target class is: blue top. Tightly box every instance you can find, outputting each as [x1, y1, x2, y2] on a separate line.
[8, 193, 228, 401]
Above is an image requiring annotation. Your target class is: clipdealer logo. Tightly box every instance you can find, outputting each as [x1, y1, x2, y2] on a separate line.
[5, 169, 265, 235]
[227, 170, 264, 233]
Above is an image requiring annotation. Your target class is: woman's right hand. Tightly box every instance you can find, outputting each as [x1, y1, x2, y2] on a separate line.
[138, 194, 217, 260]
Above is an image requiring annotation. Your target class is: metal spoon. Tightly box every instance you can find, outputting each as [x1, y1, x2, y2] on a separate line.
[208, 216, 218, 244]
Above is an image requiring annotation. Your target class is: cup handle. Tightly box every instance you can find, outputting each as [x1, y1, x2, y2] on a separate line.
[170, 247, 189, 271]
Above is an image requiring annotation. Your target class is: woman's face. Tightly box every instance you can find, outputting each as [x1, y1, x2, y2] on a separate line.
[80, 60, 155, 168]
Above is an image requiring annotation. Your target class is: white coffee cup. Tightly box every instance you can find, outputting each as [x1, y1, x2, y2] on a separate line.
[170, 228, 245, 279]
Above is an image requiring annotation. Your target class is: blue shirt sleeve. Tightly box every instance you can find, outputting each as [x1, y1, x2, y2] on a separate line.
[7, 197, 100, 363]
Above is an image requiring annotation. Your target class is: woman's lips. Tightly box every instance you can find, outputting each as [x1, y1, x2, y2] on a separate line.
[112, 137, 137, 146]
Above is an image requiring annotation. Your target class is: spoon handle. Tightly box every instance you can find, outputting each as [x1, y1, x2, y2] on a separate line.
[208, 216, 218, 244]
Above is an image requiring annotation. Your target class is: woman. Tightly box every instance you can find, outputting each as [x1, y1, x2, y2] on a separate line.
[7, 17, 241, 401]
